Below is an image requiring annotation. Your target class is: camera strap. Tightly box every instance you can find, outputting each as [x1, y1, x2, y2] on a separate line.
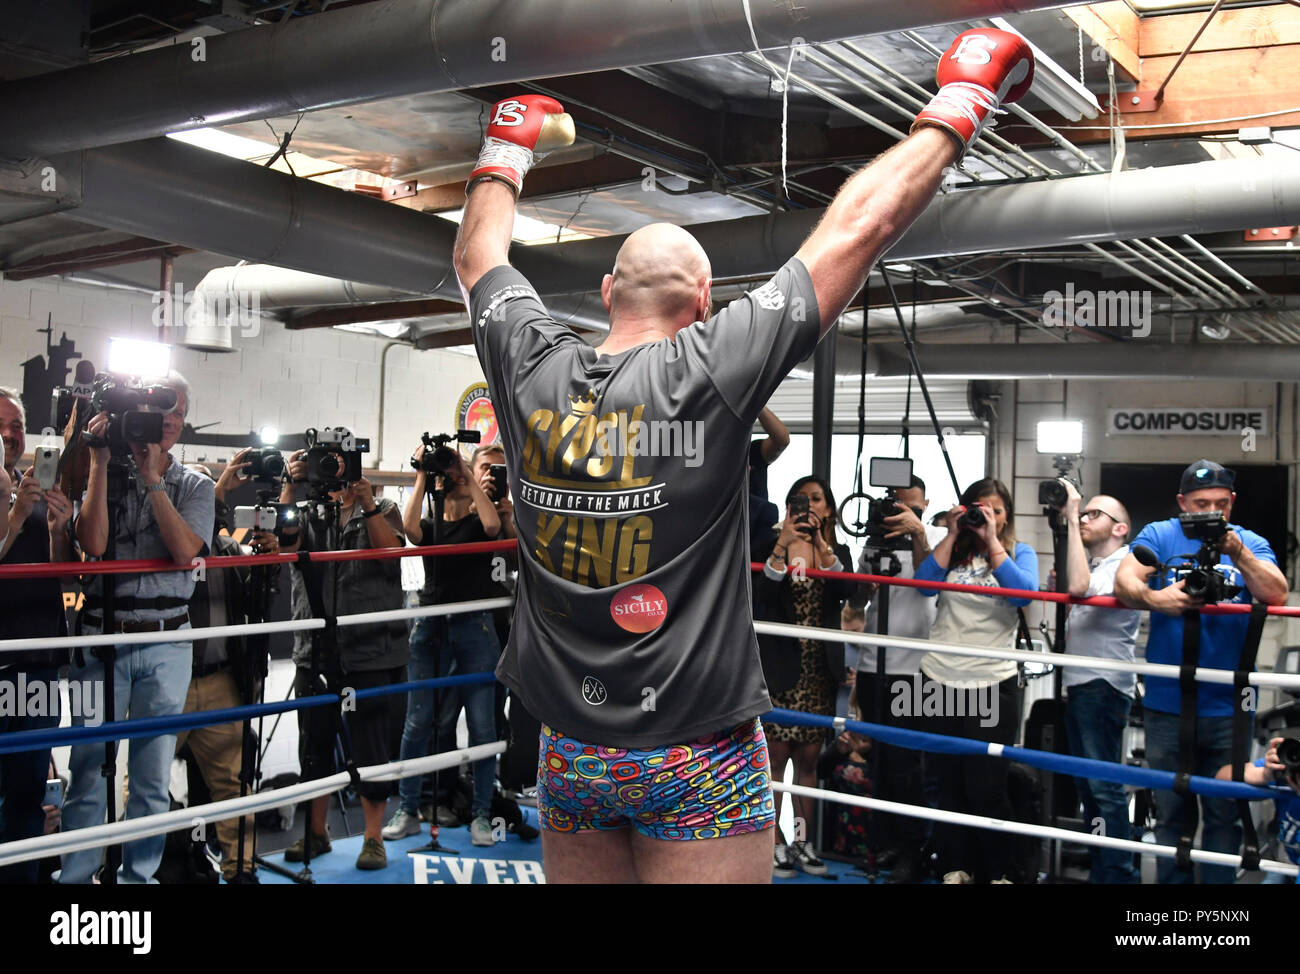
[1174, 608, 1201, 871]
[1232, 601, 1268, 871]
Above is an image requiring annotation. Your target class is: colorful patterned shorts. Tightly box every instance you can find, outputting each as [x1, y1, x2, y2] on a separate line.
[536, 717, 776, 840]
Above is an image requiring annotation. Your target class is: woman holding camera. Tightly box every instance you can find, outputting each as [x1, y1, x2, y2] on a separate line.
[914, 477, 1038, 884]
[756, 475, 854, 878]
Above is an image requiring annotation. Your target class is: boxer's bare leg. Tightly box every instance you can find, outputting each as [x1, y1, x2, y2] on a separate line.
[630, 827, 775, 884]
[541, 826, 639, 883]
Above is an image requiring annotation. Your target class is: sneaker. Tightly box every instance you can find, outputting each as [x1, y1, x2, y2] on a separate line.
[418, 803, 436, 823]
[436, 805, 460, 828]
[283, 831, 331, 862]
[788, 840, 828, 876]
[510, 820, 540, 841]
[356, 837, 387, 870]
[990, 876, 1014, 884]
[224, 870, 259, 885]
[471, 816, 495, 847]
[942, 869, 974, 884]
[382, 809, 422, 841]
[773, 844, 797, 880]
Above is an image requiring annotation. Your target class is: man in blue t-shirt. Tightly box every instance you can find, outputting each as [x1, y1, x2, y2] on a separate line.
[1116, 459, 1289, 884]
[1215, 737, 1300, 884]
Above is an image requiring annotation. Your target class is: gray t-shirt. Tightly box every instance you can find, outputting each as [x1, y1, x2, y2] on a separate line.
[471, 259, 821, 747]
[1064, 544, 1140, 697]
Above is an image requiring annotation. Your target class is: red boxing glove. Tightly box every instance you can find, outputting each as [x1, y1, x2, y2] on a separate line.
[468, 94, 575, 197]
[912, 29, 1034, 157]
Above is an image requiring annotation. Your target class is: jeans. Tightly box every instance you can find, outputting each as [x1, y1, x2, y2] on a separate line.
[397, 612, 499, 819]
[1144, 708, 1243, 884]
[61, 637, 193, 884]
[0, 666, 59, 884]
[1064, 679, 1138, 884]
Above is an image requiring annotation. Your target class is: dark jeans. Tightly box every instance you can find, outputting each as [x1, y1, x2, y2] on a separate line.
[1064, 679, 1138, 884]
[926, 676, 1021, 883]
[0, 666, 58, 884]
[857, 672, 927, 859]
[1144, 708, 1243, 884]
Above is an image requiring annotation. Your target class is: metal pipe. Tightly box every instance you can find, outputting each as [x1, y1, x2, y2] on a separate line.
[0, 0, 1078, 158]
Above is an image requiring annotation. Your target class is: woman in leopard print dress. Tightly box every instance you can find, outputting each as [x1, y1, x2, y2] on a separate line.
[755, 475, 854, 875]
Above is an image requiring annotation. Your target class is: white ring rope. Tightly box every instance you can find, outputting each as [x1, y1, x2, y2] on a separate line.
[5, 599, 1300, 693]
[756, 619, 1300, 692]
[773, 781, 1300, 878]
[0, 741, 506, 868]
[0, 597, 513, 654]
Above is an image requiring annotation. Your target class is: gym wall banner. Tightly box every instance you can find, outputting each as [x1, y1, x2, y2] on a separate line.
[456, 382, 500, 457]
[1107, 407, 1271, 436]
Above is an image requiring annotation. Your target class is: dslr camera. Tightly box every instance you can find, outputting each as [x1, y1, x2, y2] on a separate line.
[88, 373, 178, 447]
[1172, 511, 1240, 603]
[413, 430, 481, 487]
[1279, 737, 1300, 777]
[1038, 476, 1080, 510]
[244, 447, 287, 484]
[303, 427, 369, 491]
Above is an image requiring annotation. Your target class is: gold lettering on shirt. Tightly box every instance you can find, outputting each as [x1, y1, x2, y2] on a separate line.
[522, 395, 652, 490]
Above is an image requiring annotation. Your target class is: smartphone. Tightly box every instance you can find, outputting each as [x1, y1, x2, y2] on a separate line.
[789, 493, 814, 537]
[489, 463, 508, 500]
[44, 778, 63, 809]
[33, 445, 61, 491]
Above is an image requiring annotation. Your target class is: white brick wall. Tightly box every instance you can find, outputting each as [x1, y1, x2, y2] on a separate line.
[0, 276, 489, 471]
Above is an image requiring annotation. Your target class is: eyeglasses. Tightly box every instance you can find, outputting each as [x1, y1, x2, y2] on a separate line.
[1080, 509, 1118, 523]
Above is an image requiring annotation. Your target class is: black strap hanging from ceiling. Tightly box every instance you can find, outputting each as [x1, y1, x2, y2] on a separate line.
[879, 264, 961, 500]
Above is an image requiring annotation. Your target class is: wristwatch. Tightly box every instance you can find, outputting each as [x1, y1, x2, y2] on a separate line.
[147, 482, 166, 493]
[361, 505, 384, 518]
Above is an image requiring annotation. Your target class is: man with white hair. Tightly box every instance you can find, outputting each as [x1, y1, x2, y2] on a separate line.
[60, 371, 214, 884]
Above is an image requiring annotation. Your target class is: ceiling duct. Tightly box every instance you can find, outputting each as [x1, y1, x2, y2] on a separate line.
[1, 0, 1079, 158]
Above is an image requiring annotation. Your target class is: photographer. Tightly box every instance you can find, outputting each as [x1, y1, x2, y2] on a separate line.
[758, 475, 854, 878]
[1214, 737, 1299, 884]
[173, 459, 278, 883]
[1055, 484, 1141, 884]
[1115, 459, 1287, 884]
[61, 372, 215, 885]
[914, 478, 1038, 884]
[384, 441, 502, 847]
[852, 473, 944, 883]
[0, 388, 74, 884]
[279, 440, 407, 871]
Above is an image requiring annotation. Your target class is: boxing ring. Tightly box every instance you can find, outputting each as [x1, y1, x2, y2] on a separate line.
[1, 540, 1298, 882]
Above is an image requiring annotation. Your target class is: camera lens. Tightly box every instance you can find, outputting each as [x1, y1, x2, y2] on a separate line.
[959, 506, 986, 529]
[1038, 480, 1067, 508]
[1182, 569, 1210, 600]
[318, 453, 343, 479]
[261, 453, 286, 480]
[1278, 738, 1300, 772]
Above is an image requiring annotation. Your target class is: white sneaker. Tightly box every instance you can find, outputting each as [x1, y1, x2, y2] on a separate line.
[381, 809, 422, 841]
[943, 870, 974, 884]
[788, 840, 828, 876]
[470, 815, 495, 847]
[990, 876, 1014, 884]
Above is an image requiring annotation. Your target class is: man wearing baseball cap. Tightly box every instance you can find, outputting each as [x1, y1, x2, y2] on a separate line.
[1115, 459, 1288, 883]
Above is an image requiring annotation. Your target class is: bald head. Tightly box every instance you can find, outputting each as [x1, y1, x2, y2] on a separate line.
[602, 223, 711, 329]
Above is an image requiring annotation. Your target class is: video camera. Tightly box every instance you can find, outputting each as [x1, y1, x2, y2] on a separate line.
[861, 457, 922, 552]
[303, 427, 369, 492]
[244, 447, 287, 484]
[1038, 454, 1081, 510]
[88, 373, 178, 448]
[1171, 511, 1240, 604]
[413, 430, 480, 487]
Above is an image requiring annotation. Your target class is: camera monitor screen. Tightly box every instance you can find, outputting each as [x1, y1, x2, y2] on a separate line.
[869, 456, 913, 490]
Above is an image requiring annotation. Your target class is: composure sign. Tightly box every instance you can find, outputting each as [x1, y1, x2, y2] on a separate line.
[1107, 407, 1270, 436]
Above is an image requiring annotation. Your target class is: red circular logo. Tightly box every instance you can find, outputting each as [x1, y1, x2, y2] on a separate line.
[609, 584, 668, 634]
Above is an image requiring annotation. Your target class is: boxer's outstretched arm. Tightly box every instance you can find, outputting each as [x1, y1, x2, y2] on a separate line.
[454, 178, 516, 299]
[794, 127, 955, 336]
[796, 27, 1033, 336]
